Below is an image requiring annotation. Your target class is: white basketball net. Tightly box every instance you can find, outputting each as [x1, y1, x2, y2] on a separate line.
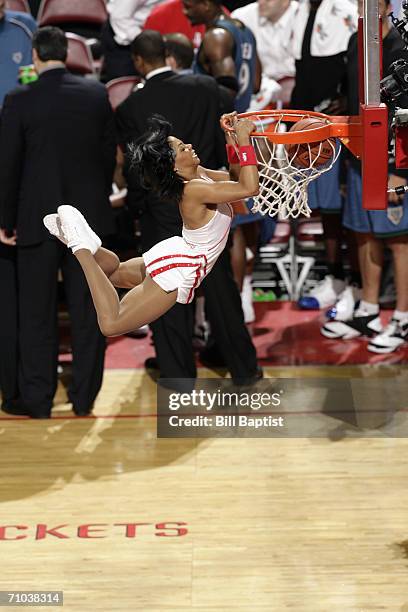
[240, 112, 341, 219]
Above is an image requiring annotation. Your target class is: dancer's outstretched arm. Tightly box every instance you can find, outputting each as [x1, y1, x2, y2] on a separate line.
[75, 249, 176, 336]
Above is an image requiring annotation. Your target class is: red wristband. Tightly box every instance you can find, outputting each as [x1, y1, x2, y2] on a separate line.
[239, 145, 257, 166]
[226, 144, 239, 164]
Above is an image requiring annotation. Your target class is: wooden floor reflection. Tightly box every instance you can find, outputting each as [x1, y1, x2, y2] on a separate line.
[0, 366, 407, 611]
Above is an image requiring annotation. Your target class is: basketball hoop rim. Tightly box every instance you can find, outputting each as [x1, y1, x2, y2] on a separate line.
[235, 109, 352, 144]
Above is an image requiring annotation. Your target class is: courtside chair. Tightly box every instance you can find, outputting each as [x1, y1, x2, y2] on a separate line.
[37, 0, 107, 26]
[106, 76, 142, 111]
[5, 0, 31, 12]
[65, 33, 95, 77]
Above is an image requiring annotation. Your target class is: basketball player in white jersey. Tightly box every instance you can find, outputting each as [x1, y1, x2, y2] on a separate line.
[43, 112, 259, 337]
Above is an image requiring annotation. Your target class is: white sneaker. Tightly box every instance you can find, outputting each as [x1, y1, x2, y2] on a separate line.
[368, 318, 408, 353]
[43, 213, 68, 246]
[57, 205, 101, 254]
[241, 275, 255, 323]
[321, 312, 383, 339]
[326, 285, 362, 322]
[298, 275, 346, 310]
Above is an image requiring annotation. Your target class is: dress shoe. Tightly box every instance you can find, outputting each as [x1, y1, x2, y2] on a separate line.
[72, 404, 93, 417]
[1, 399, 51, 419]
[144, 357, 159, 371]
[199, 346, 227, 368]
[232, 365, 264, 387]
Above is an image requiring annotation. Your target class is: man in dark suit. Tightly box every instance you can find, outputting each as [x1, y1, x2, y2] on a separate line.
[0, 26, 116, 418]
[116, 30, 261, 389]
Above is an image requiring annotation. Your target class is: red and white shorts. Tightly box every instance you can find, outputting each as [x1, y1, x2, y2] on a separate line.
[143, 236, 208, 304]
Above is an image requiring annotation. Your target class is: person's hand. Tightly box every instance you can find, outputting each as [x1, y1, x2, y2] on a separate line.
[220, 111, 238, 132]
[235, 117, 256, 139]
[0, 228, 17, 246]
[388, 173, 407, 204]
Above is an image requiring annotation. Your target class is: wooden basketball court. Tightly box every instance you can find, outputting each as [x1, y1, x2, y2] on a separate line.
[1, 357, 407, 611]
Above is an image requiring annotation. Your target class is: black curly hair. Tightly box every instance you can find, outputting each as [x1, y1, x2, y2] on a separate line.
[129, 115, 185, 205]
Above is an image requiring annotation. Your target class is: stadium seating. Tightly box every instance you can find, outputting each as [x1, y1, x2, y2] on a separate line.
[65, 33, 95, 76]
[106, 77, 143, 111]
[6, 0, 31, 12]
[37, 0, 107, 26]
[296, 218, 325, 251]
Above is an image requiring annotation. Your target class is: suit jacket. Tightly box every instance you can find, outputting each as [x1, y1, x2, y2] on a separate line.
[0, 68, 116, 245]
[115, 69, 227, 249]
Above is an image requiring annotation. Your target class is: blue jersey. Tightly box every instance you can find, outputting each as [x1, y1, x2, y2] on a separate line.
[0, 11, 37, 107]
[194, 18, 256, 113]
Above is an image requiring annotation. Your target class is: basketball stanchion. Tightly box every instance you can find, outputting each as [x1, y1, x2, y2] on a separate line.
[228, 108, 387, 218]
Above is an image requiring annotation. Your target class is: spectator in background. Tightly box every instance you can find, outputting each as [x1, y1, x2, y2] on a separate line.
[116, 30, 261, 388]
[183, 0, 261, 112]
[0, 27, 116, 418]
[101, 0, 162, 81]
[164, 32, 195, 74]
[0, 0, 37, 106]
[0, 0, 36, 413]
[232, 0, 297, 108]
[232, 0, 295, 81]
[144, 0, 206, 49]
[290, 0, 359, 314]
[163, 31, 234, 114]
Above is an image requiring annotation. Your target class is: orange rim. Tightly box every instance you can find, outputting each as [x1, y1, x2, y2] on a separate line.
[234, 110, 355, 145]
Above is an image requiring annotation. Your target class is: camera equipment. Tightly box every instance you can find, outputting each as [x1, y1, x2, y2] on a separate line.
[389, 1, 408, 48]
[380, 3, 408, 103]
[380, 59, 408, 102]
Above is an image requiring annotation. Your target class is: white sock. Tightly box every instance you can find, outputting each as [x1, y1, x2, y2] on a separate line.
[245, 247, 255, 262]
[355, 300, 379, 316]
[241, 275, 253, 299]
[393, 310, 408, 323]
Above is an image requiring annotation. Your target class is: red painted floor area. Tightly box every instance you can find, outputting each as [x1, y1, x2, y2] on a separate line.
[100, 302, 408, 369]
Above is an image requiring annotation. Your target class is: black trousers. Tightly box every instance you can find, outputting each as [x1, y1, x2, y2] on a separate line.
[17, 240, 106, 415]
[151, 247, 258, 383]
[100, 21, 138, 83]
[0, 244, 18, 402]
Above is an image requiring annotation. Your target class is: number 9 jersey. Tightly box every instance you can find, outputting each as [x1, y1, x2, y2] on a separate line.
[194, 18, 257, 113]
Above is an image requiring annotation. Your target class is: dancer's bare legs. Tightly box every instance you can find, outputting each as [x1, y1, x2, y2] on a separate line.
[75, 249, 177, 337]
[44, 209, 177, 336]
[94, 247, 146, 288]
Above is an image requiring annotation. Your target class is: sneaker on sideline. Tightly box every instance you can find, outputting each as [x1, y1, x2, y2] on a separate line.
[326, 284, 362, 321]
[321, 312, 383, 339]
[368, 318, 408, 353]
[298, 275, 345, 310]
[241, 275, 255, 323]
